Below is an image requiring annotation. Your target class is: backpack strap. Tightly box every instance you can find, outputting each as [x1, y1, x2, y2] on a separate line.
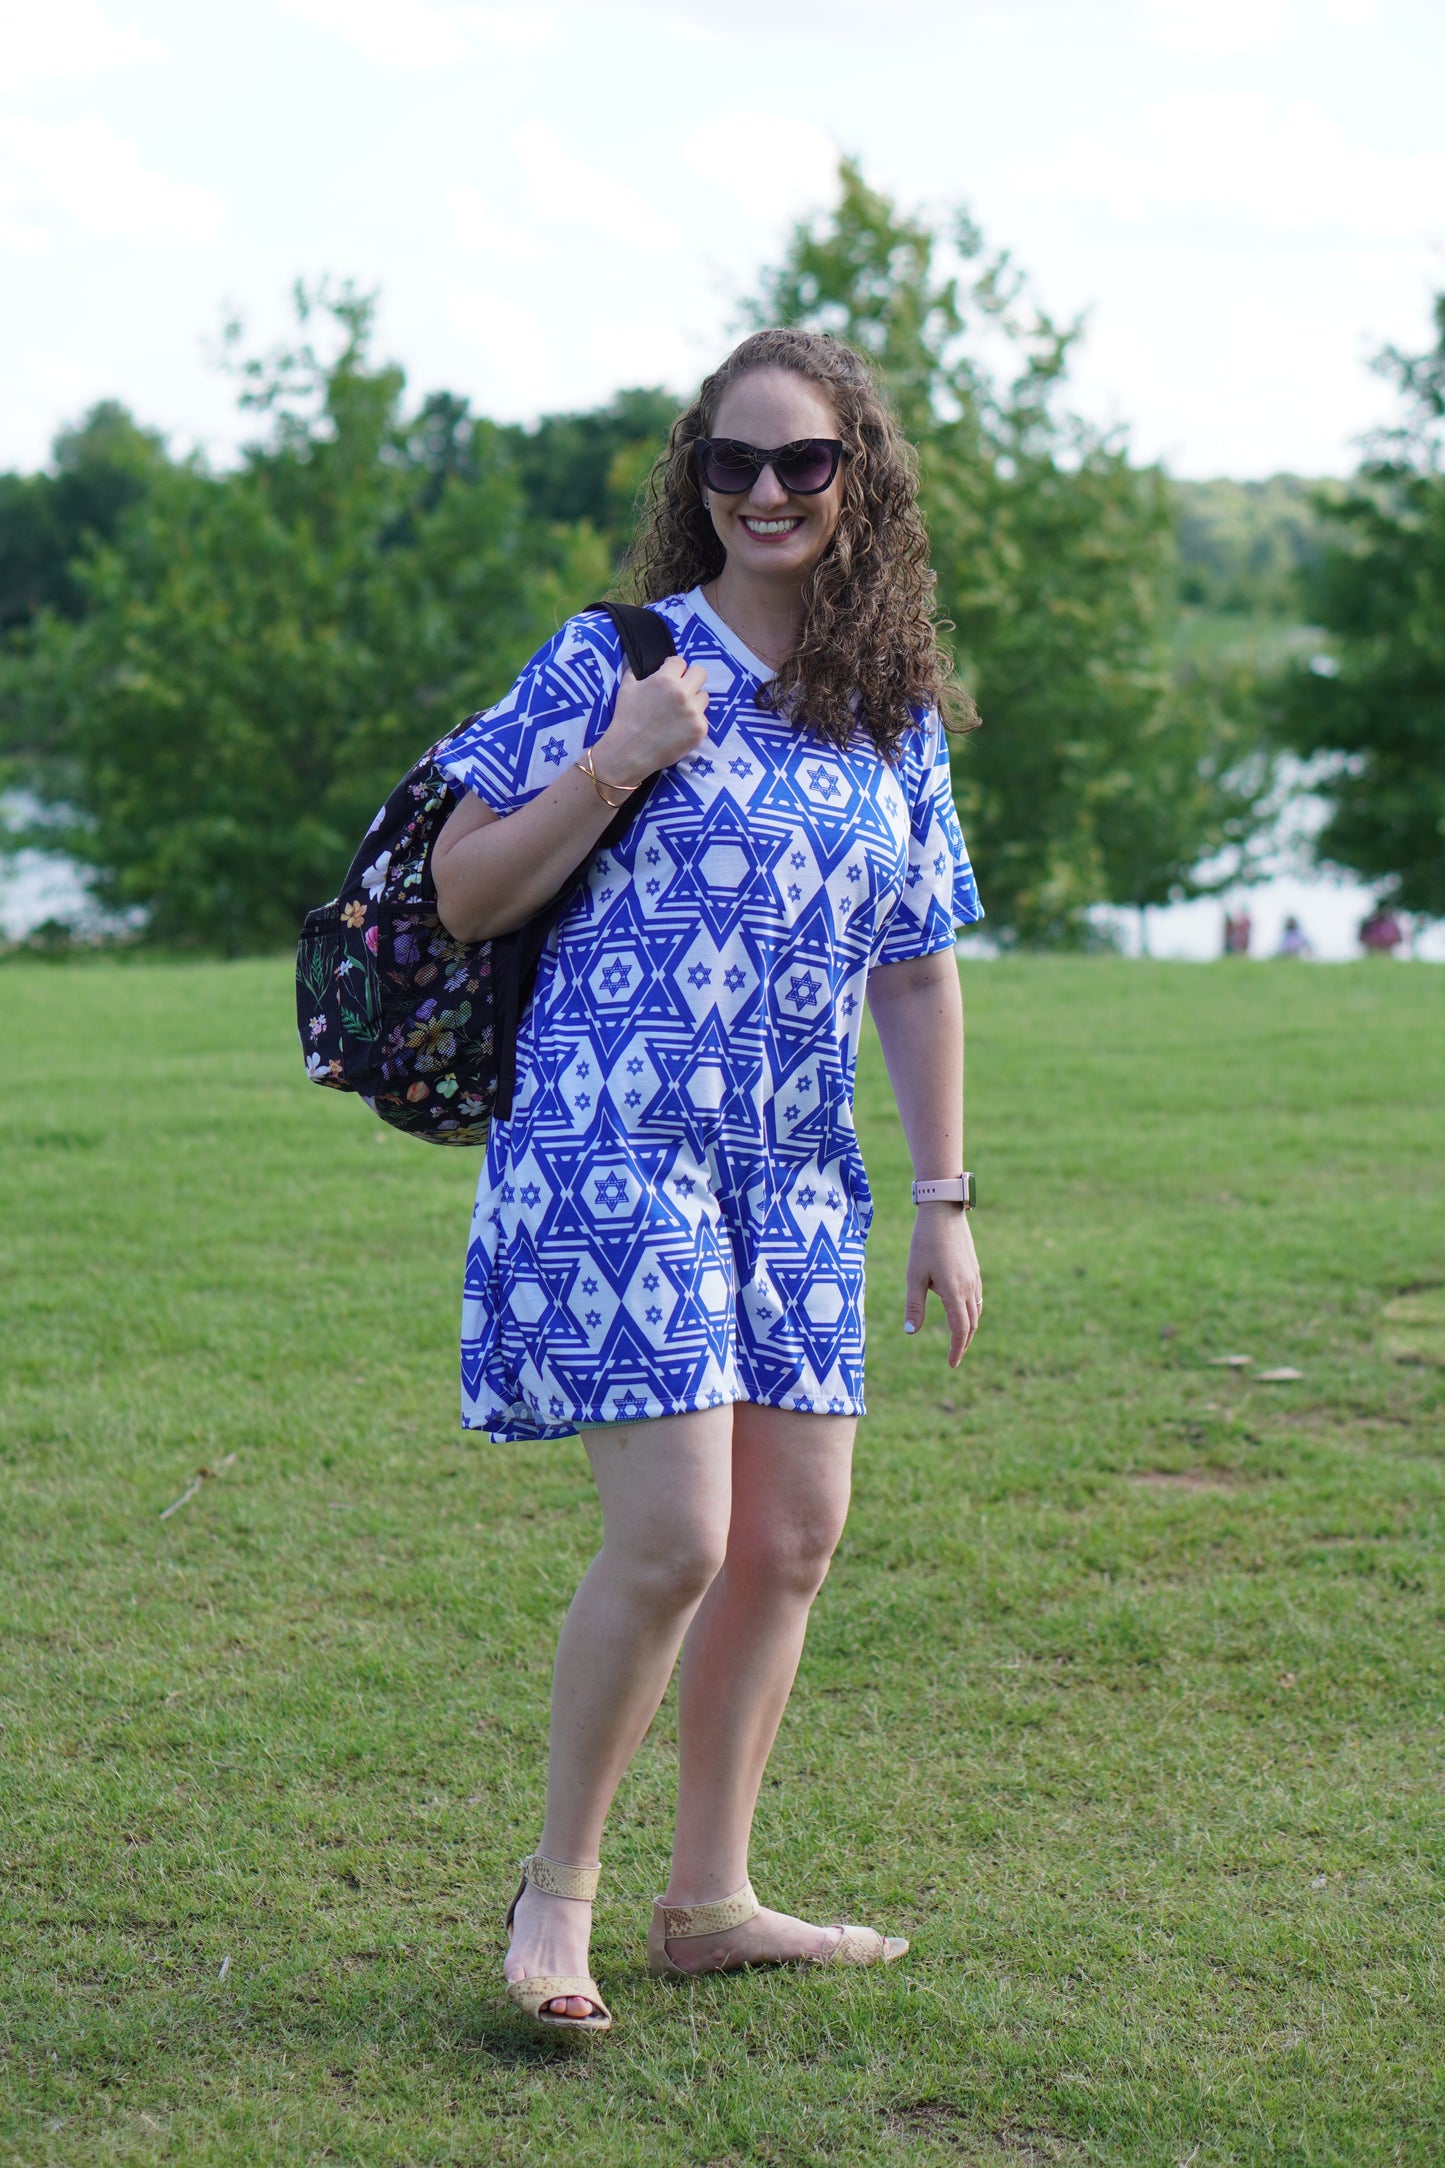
[590, 598, 678, 686]
[578, 602, 677, 850]
[491, 603, 677, 1122]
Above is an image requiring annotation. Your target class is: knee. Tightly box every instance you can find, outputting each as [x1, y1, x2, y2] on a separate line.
[727, 1513, 845, 1602]
[605, 1518, 728, 1615]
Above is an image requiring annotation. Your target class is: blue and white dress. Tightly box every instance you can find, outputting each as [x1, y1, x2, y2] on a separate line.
[437, 588, 982, 1441]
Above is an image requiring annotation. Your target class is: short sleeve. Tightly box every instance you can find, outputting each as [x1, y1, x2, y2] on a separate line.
[435, 611, 625, 816]
[873, 706, 983, 967]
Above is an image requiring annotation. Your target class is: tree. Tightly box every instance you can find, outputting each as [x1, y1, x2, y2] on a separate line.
[1174, 475, 1331, 618]
[4, 285, 609, 949]
[749, 162, 1271, 943]
[1276, 295, 1445, 919]
[501, 387, 678, 563]
[0, 401, 170, 634]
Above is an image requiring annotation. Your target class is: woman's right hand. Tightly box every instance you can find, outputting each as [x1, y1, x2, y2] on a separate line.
[595, 659, 711, 789]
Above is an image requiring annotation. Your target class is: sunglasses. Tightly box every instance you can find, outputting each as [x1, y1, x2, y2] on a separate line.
[694, 437, 843, 497]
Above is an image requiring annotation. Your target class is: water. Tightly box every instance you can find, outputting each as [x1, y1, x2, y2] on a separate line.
[6, 845, 1439, 961]
[1093, 876, 1444, 963]
[0, 847, 99, 941]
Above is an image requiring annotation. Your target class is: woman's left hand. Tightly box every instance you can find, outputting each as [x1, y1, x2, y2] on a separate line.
[904, 1205, 982, 1366]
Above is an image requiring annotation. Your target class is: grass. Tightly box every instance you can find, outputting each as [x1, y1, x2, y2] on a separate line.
[1, 953, 1442, 2168]
[1172, 605, 1318, 672]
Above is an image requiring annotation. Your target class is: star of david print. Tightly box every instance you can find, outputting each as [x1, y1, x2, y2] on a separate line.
[776, 957, 829, 1025]
[438, 590, 981, 1440]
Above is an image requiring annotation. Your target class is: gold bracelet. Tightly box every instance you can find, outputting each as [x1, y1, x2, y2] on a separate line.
[578, 746, 636, 811]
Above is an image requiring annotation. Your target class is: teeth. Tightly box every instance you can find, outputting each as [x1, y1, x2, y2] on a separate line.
[743, 518, 801, 534]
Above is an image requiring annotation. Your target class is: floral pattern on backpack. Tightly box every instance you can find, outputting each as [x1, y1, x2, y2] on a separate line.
[295, 602, 677, 1148]
[295, 748, 496, 1145]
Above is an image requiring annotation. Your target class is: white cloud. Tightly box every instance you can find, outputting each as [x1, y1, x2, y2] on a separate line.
[0, 211, 45, 250]
[0, 0, 165, 93]
[510, 121, 681, 249]
[584, 316, 704, 397]
[597, 0, 995, 35]
[0, 115, 222, 247]
[1140, 0, 1295, 53]
[449, 282, 704, 416]
[450, 287, 569, 409]
[683, 112, 839, 222]
[1013, 94, 1445, 243]
[281, 0, 553, 67]
[1140, 0, 1381, 50]
[1172, 272, 1410, 472]
[457, 3, 555, 50]
[285, 0, 472, 66]
[445, 183, 537, 262]
[574, 0, 1383, 44]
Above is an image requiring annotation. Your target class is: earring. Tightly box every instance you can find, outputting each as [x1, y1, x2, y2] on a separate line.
[703, 492, 711, 508]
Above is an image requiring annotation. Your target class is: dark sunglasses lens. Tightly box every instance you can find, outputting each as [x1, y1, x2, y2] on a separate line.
[775, 441, 838, 493]
[701, 441, 759, 493]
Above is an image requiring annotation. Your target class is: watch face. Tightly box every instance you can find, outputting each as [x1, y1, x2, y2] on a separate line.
[964, 1172, 977, 1209]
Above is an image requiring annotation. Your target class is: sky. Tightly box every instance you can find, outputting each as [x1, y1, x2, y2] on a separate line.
[2, 0, 1443, 481]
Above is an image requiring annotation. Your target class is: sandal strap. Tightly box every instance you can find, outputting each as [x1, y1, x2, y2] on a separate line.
[521, 1851, 600, 1902]
[822, 1924, 907, 1966]
[653, 1879, 759, 1940]
[507, 1973, 610, 2022]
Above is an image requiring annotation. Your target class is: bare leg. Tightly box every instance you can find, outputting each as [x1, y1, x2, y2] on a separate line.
[661, 1403, 857, 1970]
[504, 1404, 732, 2016]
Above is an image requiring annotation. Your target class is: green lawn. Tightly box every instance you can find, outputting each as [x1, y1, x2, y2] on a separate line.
[2, 955, 1442, 2168]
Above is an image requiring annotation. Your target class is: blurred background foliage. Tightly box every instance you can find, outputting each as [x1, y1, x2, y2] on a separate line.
[1270, 295, 1445, 922]
[747, 161, 1275, 944]
[0, 163, 1439, 951]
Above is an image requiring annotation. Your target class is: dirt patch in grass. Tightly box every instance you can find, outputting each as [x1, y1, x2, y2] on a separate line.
[887, 2099, 969, 2137]
[1274, 1405, 1439, 1457]
[892, 2107, 1083, 2159]
[1122, 1466, 1243, 1492]
[993, 2136, 1080, 2168]
[885, 2103, 1081, 2161]
[1379, 1289, 1445, 1368]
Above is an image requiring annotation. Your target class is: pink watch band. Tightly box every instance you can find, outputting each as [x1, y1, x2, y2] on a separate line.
[911, 1174, 976, 1208]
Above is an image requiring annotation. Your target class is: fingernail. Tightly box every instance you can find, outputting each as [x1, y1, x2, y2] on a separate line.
[904, 1322, 917, 1334]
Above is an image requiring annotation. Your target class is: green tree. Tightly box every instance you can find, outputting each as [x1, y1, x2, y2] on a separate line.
[0, 401, 171, 634]
[501, 387, 678, 561]
[1276, 295, 1445, 919]
[750, 162, 1270, 943]
[1174, 475, 1332, 618]
[5, 285, 608, 949]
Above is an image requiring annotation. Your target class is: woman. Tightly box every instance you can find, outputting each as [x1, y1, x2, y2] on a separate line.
[432, 326, 983, 2033]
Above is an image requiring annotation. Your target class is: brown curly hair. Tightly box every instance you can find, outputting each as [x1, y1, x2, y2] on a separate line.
[622, 326, 975, 761]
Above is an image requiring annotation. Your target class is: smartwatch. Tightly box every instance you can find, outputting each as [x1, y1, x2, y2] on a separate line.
[911, 1173, 976, 1209]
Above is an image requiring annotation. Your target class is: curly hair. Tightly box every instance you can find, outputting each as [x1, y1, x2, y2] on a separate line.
[622, 326, 975, 762]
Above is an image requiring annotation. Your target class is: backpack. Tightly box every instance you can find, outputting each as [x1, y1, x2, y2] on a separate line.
[294, 602, 676, 1146]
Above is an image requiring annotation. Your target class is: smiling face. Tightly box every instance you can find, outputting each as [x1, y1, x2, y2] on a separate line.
[704, 366, 845, 590]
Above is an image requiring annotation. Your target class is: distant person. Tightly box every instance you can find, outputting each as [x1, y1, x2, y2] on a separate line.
[1359, 907, 1403, 957]
[1277, 915, 1312, 958]
[1223, 907, 1252, 956]
[431, 328, 983, 2033]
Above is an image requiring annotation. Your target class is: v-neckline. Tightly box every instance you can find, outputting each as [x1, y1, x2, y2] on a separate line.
[686, 586, 776, 685]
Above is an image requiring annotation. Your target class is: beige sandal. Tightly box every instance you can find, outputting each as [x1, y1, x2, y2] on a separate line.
[504, 1851, 612, 2034]
[647, 1878, 908, 1977]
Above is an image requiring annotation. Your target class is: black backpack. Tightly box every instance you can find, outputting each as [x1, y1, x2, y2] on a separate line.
[295, 602, 676, 1146]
